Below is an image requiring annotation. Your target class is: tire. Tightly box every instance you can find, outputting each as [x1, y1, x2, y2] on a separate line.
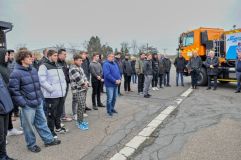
[197, 67, 207, 86]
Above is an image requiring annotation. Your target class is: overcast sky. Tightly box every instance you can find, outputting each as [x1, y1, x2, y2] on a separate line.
[0, 0, 241, 54]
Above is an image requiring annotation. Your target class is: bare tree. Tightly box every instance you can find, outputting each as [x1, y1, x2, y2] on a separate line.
[15, 43, 27, 51]
[120, 41, 130, 53]
[131, 40, 138, 54]
[54, 43, 65, 51]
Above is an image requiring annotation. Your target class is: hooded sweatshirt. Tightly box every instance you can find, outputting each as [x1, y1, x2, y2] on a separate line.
[0, 48, 10, 84]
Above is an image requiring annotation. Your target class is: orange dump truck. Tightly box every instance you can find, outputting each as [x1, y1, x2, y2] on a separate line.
[178, 27, 241, 85]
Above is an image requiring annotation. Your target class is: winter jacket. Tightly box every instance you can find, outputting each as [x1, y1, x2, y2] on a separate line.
[32, 60, 40, 70]
[0, 49, 10, 84]
[174, 57, 187, 73]
[8, 60, 16, 73]
[159, 58, 165, 74]
[152, 58, 159, 74]
[38, 56, 49, 66]
[205, 57, 219, 76]
[115, 58, 123, 75]
[81, 58, 90, 81]
[103, 60, 121, 87]
[38, 60, 66, 98]
[0, 74, 13, 115]
[9, 64, 43, 108]
[187, 56, 202, 71]
[58, 60, 70, 83]
[163, 58, 171, 72]
[135, 59, 145, 74]
[131, 60, 136, 74]
[122, 59, 132, 76]
[143, 60, 153, 75]
[69, 64, 88, 92]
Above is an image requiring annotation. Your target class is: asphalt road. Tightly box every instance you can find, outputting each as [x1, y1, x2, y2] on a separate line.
[134, 82, 241, 160]
[7, 66, 191, 160]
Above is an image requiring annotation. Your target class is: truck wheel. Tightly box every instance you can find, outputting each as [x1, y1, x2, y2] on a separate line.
[197, 67, 207, 86]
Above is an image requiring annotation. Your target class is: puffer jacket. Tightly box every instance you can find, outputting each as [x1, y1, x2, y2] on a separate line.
[205, 57, 219, 75]
[122, 59, 132, 76]
[0, 74, 13, 114]
[152, 58, 159, 74]
[38, 60, 66, 98]
[9, 64, 43, 108]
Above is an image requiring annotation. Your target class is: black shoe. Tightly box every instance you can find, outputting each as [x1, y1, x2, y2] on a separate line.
[93, 106, 98, 110]
[52, 131, 58, 139]
[98, 103, 105, 107]
[206, 87, 211, 90]
[182, 84, 184, 87]
[112, 110, 118, 114]
[147, 94, 152, 97]
[167, 84, 171, 87]
[28, 145, 41, 153]
[213, 88, 216, 90]
[160, 86, 163, 88]
[194, 85, 197, 89]
[85, 107, 92, 111]
[235, 90, 240, 93]
[45, 139, 61, 147]
[144, 95, 150, 98]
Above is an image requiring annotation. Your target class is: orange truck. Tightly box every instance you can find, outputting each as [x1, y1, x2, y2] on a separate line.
[178, 27, 241, 85]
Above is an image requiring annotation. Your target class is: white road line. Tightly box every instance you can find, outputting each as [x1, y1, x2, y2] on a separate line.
[110, 87, 193, 160]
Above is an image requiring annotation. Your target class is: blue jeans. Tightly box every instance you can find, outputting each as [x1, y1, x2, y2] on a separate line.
[21, 103, 54, 149]
[106, 86, 118, 114]
[176, 72, 184, 86]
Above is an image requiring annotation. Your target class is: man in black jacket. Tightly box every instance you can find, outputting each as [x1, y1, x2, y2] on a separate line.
[58, 49, 72, 122]
[0, 73, 15, 160]
[38, 48, 49, 67]
[0, 49, 23, 137]
[205, 51, 219, 90]
[122, 54, 132, 92]
[174, 53, 187, 86]
[163, 55, 172, 87]
[152, 53, 159, 90]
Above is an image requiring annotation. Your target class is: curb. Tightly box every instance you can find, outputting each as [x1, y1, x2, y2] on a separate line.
[110, 87, 193, 160]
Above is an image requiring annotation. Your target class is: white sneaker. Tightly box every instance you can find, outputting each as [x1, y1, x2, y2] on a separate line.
[155, 87, 159, 90]
[73, 114, 77, 121]
[83, 113, 88, 117]
[152, 87, 156, 91]
[61, 123, 65, 128]
[8, 128, 23, 136]
[6, 140, 8, 145]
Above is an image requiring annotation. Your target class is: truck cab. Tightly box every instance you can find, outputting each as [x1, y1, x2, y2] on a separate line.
[0, 21, 13, 49]
[177, 27, 241, 86]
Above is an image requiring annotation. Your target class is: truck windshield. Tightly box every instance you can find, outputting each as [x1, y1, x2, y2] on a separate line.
[182, 32, 194, 46]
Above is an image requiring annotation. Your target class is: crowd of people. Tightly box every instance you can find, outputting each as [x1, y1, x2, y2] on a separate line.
[1, 47, 241, 160]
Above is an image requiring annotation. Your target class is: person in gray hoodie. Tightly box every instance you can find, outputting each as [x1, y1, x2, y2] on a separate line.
[143, 53, 153, 98]
[122, 54, 132, 92]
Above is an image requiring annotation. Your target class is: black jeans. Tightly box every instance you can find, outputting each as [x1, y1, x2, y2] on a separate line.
[191, 70, 199, 87]
[92, 79, 102, 106]
[8, 111, 13, 130]
[159, 74, 163, 87]
[208, 75, 217, 88]
[118, 83, 121, 95]
[0, 114, 9, 158]
[124, 75, 131, 91]
[45, 97, 64, 133]
[138, 74, 145, 93]
[164, 72, 170, 86]
[152, 73, 159, 87]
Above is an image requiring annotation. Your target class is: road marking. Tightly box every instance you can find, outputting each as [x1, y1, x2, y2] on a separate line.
[110, 87, 193, 160]
[181, 88, 193, 97]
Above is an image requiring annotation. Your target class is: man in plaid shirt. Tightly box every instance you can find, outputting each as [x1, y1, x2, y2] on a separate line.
[69, 54, 89, 130]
